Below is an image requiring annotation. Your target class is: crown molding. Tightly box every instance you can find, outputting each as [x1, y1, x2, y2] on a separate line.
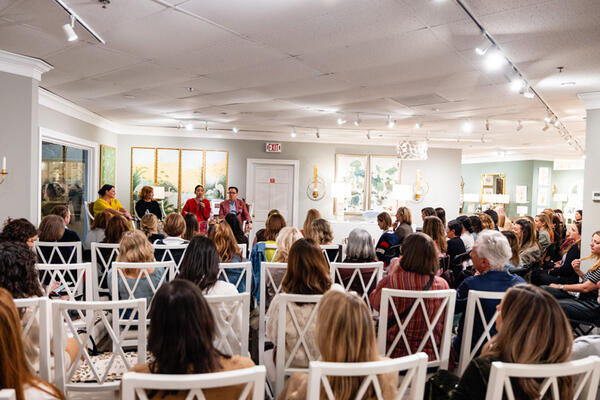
[0, 49, 53, 81]
[38, 88, 122, 134]
[578, 92, 600, 110]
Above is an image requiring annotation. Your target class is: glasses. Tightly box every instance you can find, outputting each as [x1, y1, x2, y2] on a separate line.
[228, 191, 237, 194]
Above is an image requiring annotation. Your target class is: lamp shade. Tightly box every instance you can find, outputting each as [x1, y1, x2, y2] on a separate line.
[391, 184, 412, 200]
[331, 182, 351, 199]
[152, 186, 165, 200]
[463, 193, 480, 203]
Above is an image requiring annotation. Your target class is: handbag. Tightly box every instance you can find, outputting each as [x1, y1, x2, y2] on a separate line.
[388, 275, 435, 330]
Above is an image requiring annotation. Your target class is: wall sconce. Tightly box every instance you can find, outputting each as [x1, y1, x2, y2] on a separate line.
[0, 157, 7, 184]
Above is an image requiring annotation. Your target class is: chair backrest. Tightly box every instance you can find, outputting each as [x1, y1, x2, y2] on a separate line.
[320, 244, 343, 264]
[457, 290, 506, 375]
[258, 262, 288, 365]
[205, 293, 250, 356]
[84, 201, 95, 222]
[52, 299, 147, 394]
[152, 243, 188, 274]
[330, 262, 384, 313]
[238, 243, 247, 258]
[90, 242, 120, 300]
[485, 356, 600, 400]
[121, 366, 266, 400]
[275, 293, 323, 397]
[110, 261, 175, 318]
[218, 262, 252, 294]
[377, 288, 456, 370]
[34, 241, 82, 264]
[36, 262, 93, 303]
[265, 243, 278, 262]
[13, 297, 51, 382]
[0, 390, 15, 400]
[306, 353, 428, 400]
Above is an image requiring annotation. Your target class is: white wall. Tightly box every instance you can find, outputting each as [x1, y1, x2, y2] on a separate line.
[115, 134, 462, 228]
[581, 100, 600, 263]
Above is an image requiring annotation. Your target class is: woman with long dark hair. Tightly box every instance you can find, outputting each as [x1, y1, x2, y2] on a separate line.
[225, 213, 248, 247]
[127, 280, 254, 399]
[512, 219, 541, 265]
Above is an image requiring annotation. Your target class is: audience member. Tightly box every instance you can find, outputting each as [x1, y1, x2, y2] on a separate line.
[182, 185, 210, 223]
[451, 284, 573, 399]
[447, 219, 467, 267]
[50, 205, 81, 242]
[0, 288, 66, 400]
[84, 210, 109, 249]
[156, 213, 187, 245]
[140, 214, 164, 243]
[435, 207, 446, 226]
[274, 227, 303, 263]
[279, 290, 398, 399]
[532, 221, 581, 286]
[544, 230, 600, 324]
[93, 184, 132, 220]
[0, 218, 37, 248]
[370, 233, 449, 361]
[501, 230, 521, 270]
[302, 208, 321, 237]
[310, 218, 339, 262]
[535, 213, 553, 253]
[575, 209, 583, 222]
[218, 186, 252, 230]
[37, 215, 69, 264]
[421, 207, 436, 223]
[258, 213, 286, 262]
[513, 218, 541, 265]
[483, 209, 498, 230]
[224, 213, 248, 248]
[456, 216, 474, 253]
[183, 213, 200, 241]
[135, 186, 163, 220]
[213, 221, 244, 263]
[127, 279, 254, 399]
[266, 239, 338, 374]
[337, 228, 379, 296]
[453, 230, 524, 357]
[393, 206, 413, 244]
[375, 212, 400, 266]
[468, 215, 483, 241]
[478, 213, 495, 231]
[254, 209, 280, 243]
[422, 216, 447, 257]
[102, 215, 130, 244]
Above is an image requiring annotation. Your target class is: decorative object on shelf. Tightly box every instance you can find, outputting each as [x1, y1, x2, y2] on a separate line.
[411, 169, 429, 203]
[99, 145, 115, 186]
[0, 156, 6, 184]
[396, 140, 428, 160]
[307, 165, 326, 201]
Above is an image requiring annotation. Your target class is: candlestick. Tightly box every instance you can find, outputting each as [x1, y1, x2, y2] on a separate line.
[1, 157, 5, 171]
[0, 156, 6, 185]
[313, 165, 318, 189]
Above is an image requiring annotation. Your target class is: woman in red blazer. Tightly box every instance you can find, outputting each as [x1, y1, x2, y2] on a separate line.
[182, 185, 211, 222]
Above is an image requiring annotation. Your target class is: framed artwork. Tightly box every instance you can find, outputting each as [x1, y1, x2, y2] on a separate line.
[130, 147, 155, 211]
[483, 175, 494, 186]
[156, 148, 180, 213]
[180, 150, 204, 208]
[370, 155, 400, 211]
[335, 154, 368, 213]
[538, 167, 550, 186]
[537, 187, 548, 206]
[205, 151, 228, 201]
[99, 145, 116, 187]
[515, 185, 528, 203]
[483, 187, 494, 196]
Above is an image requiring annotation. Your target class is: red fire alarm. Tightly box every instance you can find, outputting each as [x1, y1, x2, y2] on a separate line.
[270, 178, 275, 183]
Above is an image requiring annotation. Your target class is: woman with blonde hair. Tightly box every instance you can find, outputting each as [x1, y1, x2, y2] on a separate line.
[159, 213, 187, 245]
[212, 220, 243, 263]
[478, 213, 495, 231]
[275, 227, 303, 263]
[393, 206, 413, 244]
[422, 215, 447, 256]
[0, 288, 65, 400]
[535, 213, 554, 253]
[302, 208, 321, 237]
[513, 219, 541, 265]
[108, 230, 162, 309]
[452, 284, 573, 399]
[140, 213, 164, 243]
[279, 290, 398, 399]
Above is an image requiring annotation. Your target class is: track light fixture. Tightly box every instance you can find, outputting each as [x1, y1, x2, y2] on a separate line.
[386, 115, 395, 128]
[483, 48, 507, 71]
[62, 15, 78, 41]
[516, 120, 523, 131]
[475, 44, 490, 56]
[316, 129, 320, 139]
[184, 122, 193, 131]
[542, 123, 549, 132]
[232, 127, 239, 133]
[523, 89, 534, 99]
[544, 114, 552, 124]
[553, 119, 560, 127]
[415, 122, 422, 129]
[485, 119, 490, 131]
[336, 114, 346, 125]
[354, 114, 361, 127]
[510, 77, 525, 92]
[291, 127, 296, 137]
[366, 130, 371, 140]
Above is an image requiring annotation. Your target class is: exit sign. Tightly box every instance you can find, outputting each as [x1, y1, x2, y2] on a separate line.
[265, 143, 281, 153]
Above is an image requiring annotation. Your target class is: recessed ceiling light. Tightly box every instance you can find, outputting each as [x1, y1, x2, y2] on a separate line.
[232, 127, 239, 133]
[123, 94, 136, 99]
[386, 115, 395, 128]
[483, 49, 507, 71]
[523, 89, 535, 99]
[560, 82, 576, 87]
[354, 114, 361, 127]
[291, 127, 296, 137]
[337, 116, 346, 125]
[462, 121, 473, 132]
[184, 123, 193, 131]
[415, 122, 422, 129]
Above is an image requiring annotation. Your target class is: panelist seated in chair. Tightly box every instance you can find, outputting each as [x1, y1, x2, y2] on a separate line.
[93, 184, 132, 220]
[127, 279, 255, 400]
[135, 186, 163, 221]
[218, 186, 252, 231]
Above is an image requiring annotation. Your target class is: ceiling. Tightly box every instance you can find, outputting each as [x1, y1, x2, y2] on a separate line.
[1, 0, 598, 161]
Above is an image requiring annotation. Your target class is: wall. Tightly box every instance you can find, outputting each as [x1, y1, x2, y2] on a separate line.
[0, 71, 39, 224]
[39, 106, 118, 147]
[582, 106, 600, 260]
[115, 134, 462, 228]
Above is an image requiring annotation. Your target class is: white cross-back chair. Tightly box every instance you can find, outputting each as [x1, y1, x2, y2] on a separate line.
[265, 243, 278, 262]
[34, 241, 82, 264]
[485, 356, 600, 400]
[238, 243, 247, 258]
[52, 299, 147, 395]
[121, 365, 266, 400]
[259, 262, 288, 365]
[457, 290, 505, 375]
[36, 262, 93, 303]
[14, 297, 51, 382]
[152, 243, 188, 274]
[377, 288, 456, 370]
[84, 201, 95, 223]
[275, 293, 323, 397]
[205, 293, 250, 356]
[0, 390, 15, 400]
[306, 353, 428, 400]
[320, 244, 344, 264]
[91, 242, 120, 300]
[218, 262, 252, 294]
[330, 262, 383, 313]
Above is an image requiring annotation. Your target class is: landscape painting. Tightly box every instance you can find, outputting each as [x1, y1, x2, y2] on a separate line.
[370, 155, 399, 211]
[180, 149, 204, 208]
[335, 154, 368, 213]
[156, 148, 180, 213]
[205, 151, 228, 201]
[100, 145, 116, 187]
[131, 147, 155, 211]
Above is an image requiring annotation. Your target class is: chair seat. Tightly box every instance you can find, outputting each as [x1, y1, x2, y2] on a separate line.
[70, 351, 151, 383]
